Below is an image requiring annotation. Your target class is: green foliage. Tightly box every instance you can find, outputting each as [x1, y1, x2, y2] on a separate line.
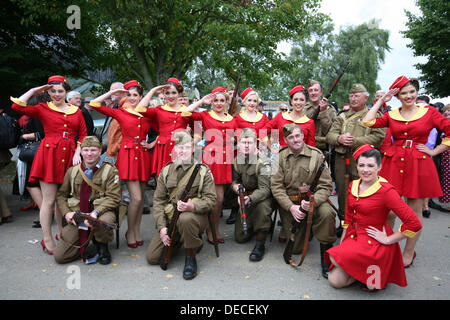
[403, 0, 450, 97]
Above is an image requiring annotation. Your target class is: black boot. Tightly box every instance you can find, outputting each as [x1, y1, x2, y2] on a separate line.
[249, 232, 267, 262]
[320, 243, 333, 279]
[97, 242, 112, 265]
[183, 248, 198, 280]
[226, 206, 238, 224]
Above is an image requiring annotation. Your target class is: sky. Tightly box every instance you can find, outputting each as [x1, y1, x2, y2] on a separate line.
[278, 0, 448, 106]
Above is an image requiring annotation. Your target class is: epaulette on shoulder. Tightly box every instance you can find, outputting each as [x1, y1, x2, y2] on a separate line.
[307, 144, 324, 156]
[278, 145, 289, 154]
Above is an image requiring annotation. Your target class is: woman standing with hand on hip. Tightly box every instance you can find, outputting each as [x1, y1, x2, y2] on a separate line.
[11, 75, 87, 254]
[362, 76, 450, 267]
[90, 80, 152, 248]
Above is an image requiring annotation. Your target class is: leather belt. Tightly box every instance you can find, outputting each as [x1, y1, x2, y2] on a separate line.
[394, 139, 415, 148]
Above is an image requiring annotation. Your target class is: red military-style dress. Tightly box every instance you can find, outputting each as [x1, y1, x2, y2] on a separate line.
[362, 106, 450, 198]
[11, 98, 87, 184]
[140, 104, 193, 176]
[183, 110, 237, 184]
[262, 111, 316, 148]
[90, 101, 152, 181]
[234, 111, 270, 141]
[326, 177, 422, 289]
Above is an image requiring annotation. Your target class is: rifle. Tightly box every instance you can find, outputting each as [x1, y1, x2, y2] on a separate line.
[310, 60, 350, 121]
[343, 147, 351, 221]
[160, 164, 202, 271]
[283, 159, 326, 267]
[237, 184, 248, 235]
[72, 210, 117, 231]
[228, 67, 242, 116]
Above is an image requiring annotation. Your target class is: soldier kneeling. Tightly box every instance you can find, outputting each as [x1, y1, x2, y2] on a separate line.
[146, 131, 217, 280]
[54, 136, 121, 265]
[232, 128, 275, 261]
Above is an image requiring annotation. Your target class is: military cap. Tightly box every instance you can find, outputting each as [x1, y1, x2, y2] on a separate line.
[282, 123, 302, 138]
[238, 127, 257, 141]
[350, 83, 368, 93]
[173, 131, 192, 146]
[80, 136, 101, 148]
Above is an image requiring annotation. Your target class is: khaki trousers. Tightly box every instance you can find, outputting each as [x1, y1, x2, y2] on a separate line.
[234, 198, 275, 243]
[279, 201, 337, 254]
[54, 211, 116, 264]
[146, 211, 208, 265]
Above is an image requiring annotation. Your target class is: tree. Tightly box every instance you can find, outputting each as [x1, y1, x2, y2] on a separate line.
[93, 0, 329, 90]
[403, 0, 450, 97]
[261, 20, 390, 106]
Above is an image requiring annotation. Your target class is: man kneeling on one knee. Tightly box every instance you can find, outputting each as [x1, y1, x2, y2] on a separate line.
[146, 131, 217, 280]
[54, 136, 121, 265]
[231, 128, 274, 261]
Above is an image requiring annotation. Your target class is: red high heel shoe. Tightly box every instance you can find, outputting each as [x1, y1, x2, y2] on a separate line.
[40, 239, 54, 255]
[20, 202, 38, 211]
[125, 232, 137, 248]
[404, 251, 417, 269]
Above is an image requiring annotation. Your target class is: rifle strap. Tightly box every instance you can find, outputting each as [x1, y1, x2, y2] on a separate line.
[166, 163, 197, 203]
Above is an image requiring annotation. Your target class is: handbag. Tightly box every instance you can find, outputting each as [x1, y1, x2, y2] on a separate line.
[18, 141, 40, 163]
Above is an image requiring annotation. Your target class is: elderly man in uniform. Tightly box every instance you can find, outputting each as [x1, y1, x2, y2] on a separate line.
[271, 123, 336, 278]
[231, 128, 274, 262]
[326, 84, 385, 228]
[54, 136, 121, 265]
[146, 131, 217, 280]
[304, 79, 337, 154]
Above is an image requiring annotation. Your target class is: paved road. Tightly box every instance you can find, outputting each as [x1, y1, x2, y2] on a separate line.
[0, 182, 449, 302]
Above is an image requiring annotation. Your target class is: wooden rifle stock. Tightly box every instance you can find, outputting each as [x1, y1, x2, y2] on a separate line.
[237, 184, 248, 235]
[160, 164, 201, 271]
[310, 60, 350, 121]
[228, 67, 242, 116]
[73, 210, 117, 231]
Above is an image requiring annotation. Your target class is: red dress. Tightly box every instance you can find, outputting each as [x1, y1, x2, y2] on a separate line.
[326, 177, 422, 289]
[90, 102, 152, 181]
[363, 106, 450, 198]
[183, 110, 237, 184]
[262, 111, 316, 148]
[141, 105, 193, 176]
[234, 111, 270, 140]
[11, 99, 87, 184]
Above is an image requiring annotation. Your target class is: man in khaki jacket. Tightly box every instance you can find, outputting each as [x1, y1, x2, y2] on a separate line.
[146, 131, 217, 280]
[271, 123, 336, 278]
[54, 136, 121, 265]
[326, 84, 385, 226]
[231, 128, 274, 262]
[304, 79, 336, 153]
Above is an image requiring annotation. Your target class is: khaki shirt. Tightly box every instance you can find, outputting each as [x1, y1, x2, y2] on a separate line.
[153, 162, 217, 232]
[56, 161, 122, 216]
[231, 155, 271, 205]
[271, 144, 333, 211]
[326, 106, 385, 154]
[304, 102, 336, 150]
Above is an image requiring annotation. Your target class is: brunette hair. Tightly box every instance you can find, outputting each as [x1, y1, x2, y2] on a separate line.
[166, 80, 184, 93]
[357, 149, 382, 166]
[48, 80, 71, 92]
[128, 85, 144, 96]
[289, 90, 309, 106]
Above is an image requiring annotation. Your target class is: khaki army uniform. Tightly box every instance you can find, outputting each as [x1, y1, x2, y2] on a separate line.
[304, 102, 336, 151]
[146, 161, 217, 265]
[231, 155, 275, 243]
[54, 161, 121, 263]
[271, 144, 337, 254]
[326, 107, 385, 221]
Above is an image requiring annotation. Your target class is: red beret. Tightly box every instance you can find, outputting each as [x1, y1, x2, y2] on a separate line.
[47, 75, 67, 84]
[353, 144, 375, 161]
[124, 80, 140, 90]
[289, 85, 306, 97]
[389, 75, 410, 90]
[167, 77, 182, 86]
[211, 87, 227, 94]
[241, 87, 256, 100]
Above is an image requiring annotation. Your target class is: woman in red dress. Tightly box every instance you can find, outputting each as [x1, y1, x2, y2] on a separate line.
[137, 77, 194, 177]
[11, 75, 87, 254]
[362, 76, 450, 267]
[183, 87, 237, 243]
[326, 145, 422, 290]
[234, 88, 270, 142]
[90, 80, 152, 248]
[262, 84, 315, 151]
